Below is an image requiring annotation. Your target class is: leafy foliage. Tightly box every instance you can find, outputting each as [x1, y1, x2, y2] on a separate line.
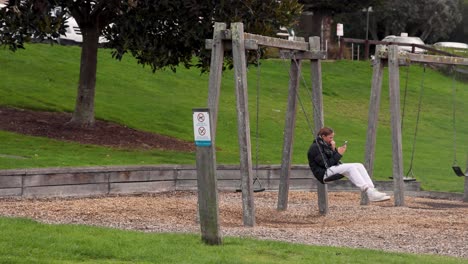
[295, 0, 383, 56]
[0, 0, 67, 51]
[298, 0, 382, 14]
[104, 0, 303, 72]
[334, 0, 462, 42]
[374, 0, 462, 42]
[1, 0, 302, 72]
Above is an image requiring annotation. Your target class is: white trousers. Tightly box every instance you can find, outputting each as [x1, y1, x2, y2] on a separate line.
[325, 163, 374, 191]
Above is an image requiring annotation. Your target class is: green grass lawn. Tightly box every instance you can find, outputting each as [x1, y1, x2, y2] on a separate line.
[0, 43, 467, 193]
[1, 217, 466, 264]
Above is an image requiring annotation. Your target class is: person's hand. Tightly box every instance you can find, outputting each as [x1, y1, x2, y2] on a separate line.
[337, 144, 347, 155]
[330, 140, 336, 149]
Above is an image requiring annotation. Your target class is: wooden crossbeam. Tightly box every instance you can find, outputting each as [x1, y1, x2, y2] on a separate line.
[279, 50, 327, 60]
[205, 30, 310, 51]
[378, 51, 468, 66]
[243, 33, 309, 51]
[205, 39, 258, 50]
[405, 53, 468, 65]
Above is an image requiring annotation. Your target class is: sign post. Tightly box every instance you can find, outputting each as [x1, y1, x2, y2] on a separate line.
[336, 23, 343, 48]
[192, 108, 221, 245]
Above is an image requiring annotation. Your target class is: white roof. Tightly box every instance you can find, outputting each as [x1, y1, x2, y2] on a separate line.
[433, 42, 468, 49]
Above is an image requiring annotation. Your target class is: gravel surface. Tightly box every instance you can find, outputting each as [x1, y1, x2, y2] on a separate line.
[0, 191, 467, 259]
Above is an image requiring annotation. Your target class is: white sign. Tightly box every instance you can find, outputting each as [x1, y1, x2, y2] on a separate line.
[337, 23, 344, 37]
[193, 111, 212, 147]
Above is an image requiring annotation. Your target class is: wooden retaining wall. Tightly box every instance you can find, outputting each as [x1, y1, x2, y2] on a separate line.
[0, 165, 420, 198]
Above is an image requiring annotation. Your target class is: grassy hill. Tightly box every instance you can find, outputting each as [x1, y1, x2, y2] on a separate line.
[0, 43, 467, 193]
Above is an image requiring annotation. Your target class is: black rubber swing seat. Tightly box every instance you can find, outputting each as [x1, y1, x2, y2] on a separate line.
[452, 166, 468, 177]
[235, 178, 266, 192]
[235, 187, 266, 193]
[323, 173, 345, 183]
[402, 177, 417, 182]
[388, 176, 417, 182]
[312, 172, 345, 184]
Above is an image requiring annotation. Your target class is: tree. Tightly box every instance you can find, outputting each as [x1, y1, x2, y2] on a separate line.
[325, 0, 462, 44]
[297, 0, 383, 48]
[0, 0, 302, 127]
[373, 0, 462, 43]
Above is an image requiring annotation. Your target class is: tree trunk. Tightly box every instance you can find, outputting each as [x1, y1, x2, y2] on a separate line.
[68, 24, 100, 128]
[298, 10, 333, 50]
[298, 12, 322, 38]
[321, 14, 333, 50]
[370, 16, 378, 40]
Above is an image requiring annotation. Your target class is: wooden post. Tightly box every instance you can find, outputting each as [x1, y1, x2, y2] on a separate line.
[309, 36, 328, 215]
[363, 46, 385, 205]
[339, 38, 344, 60]
[277, 58, 301, 211]
[388, 45, 405, 206]
[207, 23, 226, 136]
[464, 176, 468, 202]
[193, 108, 221, 245]
[198, 22, 226, 226]
[231, 22, 255, 227]
[364, 40, 370, 60]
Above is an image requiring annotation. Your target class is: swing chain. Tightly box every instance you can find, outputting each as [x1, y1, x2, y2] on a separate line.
[400, 63, 411, 131]
[280, 52, 327, 162]
[235, 48, 265, 192]
[405, 64, 426, 178]
[451, 65, 459, 166]
[286, 52, 316, 136]
[449, 67, 468, 177]
[288, 53, 341, 182]
[255, 48, 261, 179]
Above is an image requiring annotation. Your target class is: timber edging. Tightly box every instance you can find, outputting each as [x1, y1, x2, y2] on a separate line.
[0, 165, 421, 198]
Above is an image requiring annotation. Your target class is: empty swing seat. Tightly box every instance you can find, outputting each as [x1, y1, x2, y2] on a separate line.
[235, 177, 266, 192]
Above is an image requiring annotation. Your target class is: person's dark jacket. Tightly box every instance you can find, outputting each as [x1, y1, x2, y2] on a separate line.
[307, 137, 342, 183]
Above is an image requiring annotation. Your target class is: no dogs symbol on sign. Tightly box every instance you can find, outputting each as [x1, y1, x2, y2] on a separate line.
[193, 110, 212, 147]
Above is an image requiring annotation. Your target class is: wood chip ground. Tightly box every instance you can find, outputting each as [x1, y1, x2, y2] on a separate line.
[0, 191, 467, 259]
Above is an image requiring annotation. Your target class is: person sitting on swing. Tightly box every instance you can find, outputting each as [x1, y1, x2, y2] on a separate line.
[307, 127, 391, 202]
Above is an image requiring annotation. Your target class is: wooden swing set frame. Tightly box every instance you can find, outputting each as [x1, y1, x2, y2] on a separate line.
[203, 22, 332, 229]
[366, 45, 468, 207]
[199, 23, 468, 235]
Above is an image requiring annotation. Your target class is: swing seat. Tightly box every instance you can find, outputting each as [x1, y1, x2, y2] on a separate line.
[235, 178, 266, 192]
[313, 173, 344, 184]
[323, 173, 345, 183]
[403, 177, 417, 182]
[235, 187, 266, 193]
[388, 176, 417, 182]
[452, 166, 468, 177]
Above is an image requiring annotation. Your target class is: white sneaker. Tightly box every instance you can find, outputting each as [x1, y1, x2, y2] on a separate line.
[366, 188, 391, 202]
